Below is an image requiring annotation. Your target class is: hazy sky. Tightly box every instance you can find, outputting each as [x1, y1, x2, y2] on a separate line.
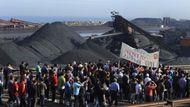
[0, 0, 190, 19]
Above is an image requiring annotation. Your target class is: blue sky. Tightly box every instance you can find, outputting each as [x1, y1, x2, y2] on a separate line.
[0, 0, 190, 20]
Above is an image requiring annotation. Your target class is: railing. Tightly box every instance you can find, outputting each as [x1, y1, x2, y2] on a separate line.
[124, 98, 190, 107]
[127, 102, 167, 107]
[168, 98, 190, 107]
[167, 65, 190, 71]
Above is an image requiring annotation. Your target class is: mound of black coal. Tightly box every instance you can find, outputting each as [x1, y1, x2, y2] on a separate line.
[52, 40, 119, 64]
[0, 22, 86, 66]
[0, 42, 41, 66]
[18, 22, 85, 60]
[0, 22, 118, 66]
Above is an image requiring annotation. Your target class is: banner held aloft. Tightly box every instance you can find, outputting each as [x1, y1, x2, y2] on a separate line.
[120, 42, 159, 68]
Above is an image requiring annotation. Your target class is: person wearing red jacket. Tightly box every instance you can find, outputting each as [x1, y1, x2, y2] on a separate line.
[19, 77, 27, 107]
[50, 71, 58, 102]
[13, 77, 20, 107]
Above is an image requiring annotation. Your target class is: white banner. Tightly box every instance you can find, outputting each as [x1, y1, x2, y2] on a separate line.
[120, 42, 159, 68]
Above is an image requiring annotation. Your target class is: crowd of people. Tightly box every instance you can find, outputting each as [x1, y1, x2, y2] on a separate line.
[0, 60, 190, 107]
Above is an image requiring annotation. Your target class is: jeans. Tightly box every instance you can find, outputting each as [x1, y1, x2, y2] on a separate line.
[167, 88, 173, 100]
[136, 93, 143, 103]
[36, 73, 41, 81]
[40, 95, 45, 107]
[51, 86, 56, 102]
[74, 95, 80, 107]
[4, 77, 8, 89]
[158, 92, 164, 101]
[130, 93, 136, 103]
[14, 96, 20, 107]
[59, 89, 64, 103]
[110, 90, 118, 105]
[31, 98, 37, 107]
[20, 96, 26, 107]
[65, 94, 71, 106]
[27, 96, 31, 107]
[45, 84, 49, 99]
[0, 86, 2, 104]
[179, 88, 186, 98]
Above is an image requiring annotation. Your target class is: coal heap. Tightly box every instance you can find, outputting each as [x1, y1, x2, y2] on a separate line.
[18, 22, 85, 60]
[52, 40, 118, 64]
[0, 42, 40, 65]
[0, 22, 118, 66]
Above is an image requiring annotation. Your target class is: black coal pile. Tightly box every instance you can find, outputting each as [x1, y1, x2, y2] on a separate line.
[18, 22, 85, 60]
[0, 42, 40, 65]
[0, 22, 119, 66]
[0, 22, 85, 65]
[52, 40, 118, 64]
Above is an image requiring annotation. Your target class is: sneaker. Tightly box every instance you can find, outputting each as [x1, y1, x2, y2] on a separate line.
[54, 99, 59, 103]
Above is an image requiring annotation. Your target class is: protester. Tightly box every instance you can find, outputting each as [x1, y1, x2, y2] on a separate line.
[109, 78, 120, 106]
[13, 77, 20, 107]
[28, 79, 38, 107]
[44, 73, 50, 100]
[144, 73, 151, 86]
[156, 78, 165, 101]
[1, 60, 190, 107]
[178, 73, 187, 98]
[135, 79, 143, 103]
[36, 62, 41, 81]
[50, 71, 58, 102]
[19, 77, 27, 107]
[0, 68, 3, 105]
[3, 64, 13, 89]
[165, 75, 173, 100]
[41, 64, 48, 76]
[38, 78, 47, 107]
[7, 75, 14, 106]
[186, 76, 190, 97]
[58, 72, 65, 104]
[145, 81, 157, 102]
[20, 61, 26, 76]
[64, 77, 72, 106]
[130, 78, 137, 104]
[72, 77, 82, 107]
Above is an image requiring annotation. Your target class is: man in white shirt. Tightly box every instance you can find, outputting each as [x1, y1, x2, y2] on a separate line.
[144, 73, 151, 86]
[135, 80, 143, 103]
